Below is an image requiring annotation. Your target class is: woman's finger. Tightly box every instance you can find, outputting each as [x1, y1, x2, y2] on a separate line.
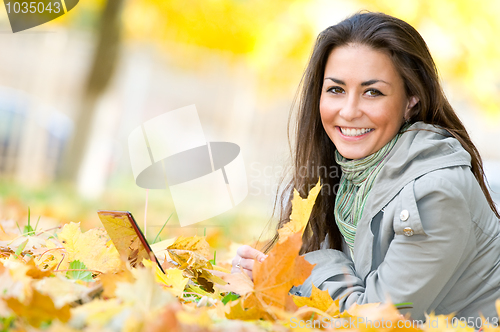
[255, 252, 268, 263]
[231, 255, 242, 267]
[231, 256, 254, 271]
[236, 245, 268, 262]
[230, 245, 269, 281]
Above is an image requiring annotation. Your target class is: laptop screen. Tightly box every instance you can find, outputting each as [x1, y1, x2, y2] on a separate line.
[97, 210, 165, 274]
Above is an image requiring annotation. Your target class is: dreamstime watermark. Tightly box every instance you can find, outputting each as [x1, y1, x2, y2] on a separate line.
[290, 316, 408, 330]
[248, 161, 341, 197]
[3, 0, 79, 33]
[289, 316, 498, 330]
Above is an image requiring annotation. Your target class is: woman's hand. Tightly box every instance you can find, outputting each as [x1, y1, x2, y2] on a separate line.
[231, 245, 268, 280]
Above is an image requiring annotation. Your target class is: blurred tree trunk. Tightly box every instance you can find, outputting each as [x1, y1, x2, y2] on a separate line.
[59, 0, 125, 183]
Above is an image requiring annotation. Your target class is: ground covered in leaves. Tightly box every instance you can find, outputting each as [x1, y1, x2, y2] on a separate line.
[1, 182, 499, 331]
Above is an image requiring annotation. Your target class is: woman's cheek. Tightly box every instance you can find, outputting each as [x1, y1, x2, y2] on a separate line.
[320, 107, 337, 127]
[319, 99, 333, 122]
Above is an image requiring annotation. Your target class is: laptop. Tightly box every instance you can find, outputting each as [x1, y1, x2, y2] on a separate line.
[97, 210, 165, 274]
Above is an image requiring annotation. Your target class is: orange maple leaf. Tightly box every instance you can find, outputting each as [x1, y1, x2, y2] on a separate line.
[247, 232, 314, 312]
[220, 232, 315, 320]
[211, 269, 254, 297]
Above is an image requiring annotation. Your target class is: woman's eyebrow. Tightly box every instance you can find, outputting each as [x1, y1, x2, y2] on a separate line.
[324, 77, 391, 86]
[324, 77, 345, 85]
[361, 79, 390, 86]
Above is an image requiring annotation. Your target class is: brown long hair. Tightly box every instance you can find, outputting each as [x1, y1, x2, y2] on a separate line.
[262, 11, 500, 255]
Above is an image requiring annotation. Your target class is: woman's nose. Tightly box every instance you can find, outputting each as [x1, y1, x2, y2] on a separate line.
[339, 95, 362, 121]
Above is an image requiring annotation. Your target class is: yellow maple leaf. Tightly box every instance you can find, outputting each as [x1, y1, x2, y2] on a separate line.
[114, 265, 175, 312]
[167, 249, 208, 270]
[5, 289, 71, 327]
[278, 178, 321, 243]
[32, 274, 92, 308]
[142, 259, 189, 298]
[292, 284, 339, 315]
[177, 307, 213, 327]
[0, 223, 17, 241]
[225, 298, 263, 321]
[58, 222, 122, 274]
[166, 248, 225, 293]
[71, 298, 128, 328]
[2, 257, 33, 299]
[160, 268, 190, 298]
[34, 239, 68, 271]
[25, 258, 54, 279]
[167, 235, 211, 260]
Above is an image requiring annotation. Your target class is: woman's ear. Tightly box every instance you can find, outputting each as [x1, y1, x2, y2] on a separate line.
[405, 96, 419, 119]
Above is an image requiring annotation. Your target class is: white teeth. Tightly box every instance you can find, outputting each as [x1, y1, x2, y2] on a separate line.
[340, 127, 373, 137]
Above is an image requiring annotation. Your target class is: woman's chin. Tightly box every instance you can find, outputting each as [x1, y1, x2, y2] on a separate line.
[336, 147, 370, 160]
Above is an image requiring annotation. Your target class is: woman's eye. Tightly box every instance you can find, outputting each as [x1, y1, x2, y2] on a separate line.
[327, 86, 344, 94]
[365, 89, 383, 97]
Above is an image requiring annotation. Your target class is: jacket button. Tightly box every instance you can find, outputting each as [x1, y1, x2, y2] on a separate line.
[403, 227, 414, 236]
[400, 210, 409, 221]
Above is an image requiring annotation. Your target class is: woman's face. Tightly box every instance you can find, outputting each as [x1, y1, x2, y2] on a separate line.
[319, 44, 418, 160]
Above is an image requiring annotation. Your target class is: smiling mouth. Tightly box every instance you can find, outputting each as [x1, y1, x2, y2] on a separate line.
[339, 127, 374, 137]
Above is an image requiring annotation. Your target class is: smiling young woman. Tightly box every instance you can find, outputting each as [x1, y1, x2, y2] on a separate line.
[232, 12, 500, 325]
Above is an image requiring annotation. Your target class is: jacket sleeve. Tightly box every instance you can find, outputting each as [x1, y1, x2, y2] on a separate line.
[290, 174, 475, 321]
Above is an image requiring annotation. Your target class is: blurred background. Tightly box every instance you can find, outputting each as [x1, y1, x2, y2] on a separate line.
[1, 0, 499, 257]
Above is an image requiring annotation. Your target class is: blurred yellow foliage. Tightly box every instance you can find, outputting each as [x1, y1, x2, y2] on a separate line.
[124, 0, 311, 54]
[358, 0, 500, 117]
[123, 0, 316, 95]
[51, 0, 500, 114]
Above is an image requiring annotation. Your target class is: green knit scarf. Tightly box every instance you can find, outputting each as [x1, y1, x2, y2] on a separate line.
[334, 130, 403, 255]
